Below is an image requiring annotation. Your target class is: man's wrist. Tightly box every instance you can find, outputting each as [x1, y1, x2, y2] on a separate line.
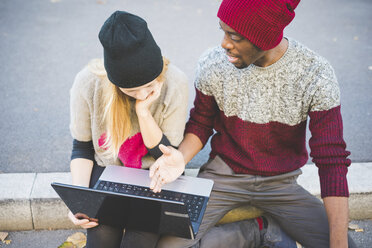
[181, 153, 186, 171]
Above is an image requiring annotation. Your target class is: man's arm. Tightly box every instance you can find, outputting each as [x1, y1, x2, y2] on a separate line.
[323, 197, 349, 248]
[149, 52, 218, 192]
[178, 133, 204, 164]
[309, 106, 350, 248]
[307, 65, 351, 247]
[149, 133, 203, 192]
[309, 105, 350, 248]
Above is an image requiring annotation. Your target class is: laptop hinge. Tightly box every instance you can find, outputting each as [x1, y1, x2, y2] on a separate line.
[164, 211, 189, 218]
[189, 225, 195, 240]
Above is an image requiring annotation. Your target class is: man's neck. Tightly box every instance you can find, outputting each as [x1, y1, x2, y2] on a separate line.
[254, 38, 289, 67]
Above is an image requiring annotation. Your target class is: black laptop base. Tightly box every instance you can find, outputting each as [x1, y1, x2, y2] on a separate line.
[94, 179, 207, 223]
[52, 182, 200, 239]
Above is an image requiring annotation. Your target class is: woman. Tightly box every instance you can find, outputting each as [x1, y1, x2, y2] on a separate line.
[68, 11, 188, 247]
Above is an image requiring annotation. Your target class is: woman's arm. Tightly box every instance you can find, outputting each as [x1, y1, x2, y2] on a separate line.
[70, 158, 94, 187]
[136, 76, 188, 152]
[136, 81, 165, 148]
[135, 81, 165, 150]
[69, 158, 98, 228]
[69, 70, 99, 228]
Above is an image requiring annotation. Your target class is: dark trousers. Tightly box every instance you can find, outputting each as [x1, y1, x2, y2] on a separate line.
[86, 163, 159, 248]
[157, 156, 357, 248]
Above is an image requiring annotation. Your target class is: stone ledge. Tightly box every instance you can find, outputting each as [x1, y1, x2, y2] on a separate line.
[0, 199, 33, 231]
[1, 163, 371, 231]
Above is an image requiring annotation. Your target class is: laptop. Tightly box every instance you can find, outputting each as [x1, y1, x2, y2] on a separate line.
[51, 165, 214, 239]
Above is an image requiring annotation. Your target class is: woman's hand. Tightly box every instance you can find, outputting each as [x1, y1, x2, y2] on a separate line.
[149, 144, 185, 193]
[135, 81, 163, 117]
[68, 211, 99, 229]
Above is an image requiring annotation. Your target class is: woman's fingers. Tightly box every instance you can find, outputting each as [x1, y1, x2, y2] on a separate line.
[75, 218, 89, 226]
[68, 211, 98, 229]
[81, 222, 99, 229]
[144, 87, 161, 104]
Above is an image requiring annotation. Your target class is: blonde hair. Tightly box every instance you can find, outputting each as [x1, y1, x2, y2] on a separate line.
[88, 57, 170, 159]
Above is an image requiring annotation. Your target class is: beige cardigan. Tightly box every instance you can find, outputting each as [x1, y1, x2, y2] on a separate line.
[70, 63, 189, 168]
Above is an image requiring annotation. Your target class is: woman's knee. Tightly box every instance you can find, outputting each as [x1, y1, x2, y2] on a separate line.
[86, 224, 123, 248]
[156, 235, 198, 248]
[121, 230, 159, 248]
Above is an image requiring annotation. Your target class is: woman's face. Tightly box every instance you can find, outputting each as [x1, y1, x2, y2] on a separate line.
[119, 79, 163, 101]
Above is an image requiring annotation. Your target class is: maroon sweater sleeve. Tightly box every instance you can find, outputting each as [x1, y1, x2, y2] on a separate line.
[185, 88, 219, 146]
[309, 105, 351, 198]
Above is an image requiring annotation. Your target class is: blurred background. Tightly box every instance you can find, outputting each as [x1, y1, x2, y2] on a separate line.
[0, 0, 371, 173]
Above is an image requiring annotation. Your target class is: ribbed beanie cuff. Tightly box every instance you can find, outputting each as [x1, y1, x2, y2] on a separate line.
[217, 0, 300, 50]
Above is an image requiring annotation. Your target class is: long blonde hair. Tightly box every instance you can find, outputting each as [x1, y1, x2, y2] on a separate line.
[88, 57, 170, 159]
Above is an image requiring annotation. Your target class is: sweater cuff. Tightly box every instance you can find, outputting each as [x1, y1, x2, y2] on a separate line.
[318, 166, 349, 198]
[71, 139, 95, 161]
[185, 121, 212, 146]
[147, 134, 172, 160]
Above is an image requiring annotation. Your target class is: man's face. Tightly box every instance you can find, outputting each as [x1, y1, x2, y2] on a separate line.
[219, 20, 266, 69]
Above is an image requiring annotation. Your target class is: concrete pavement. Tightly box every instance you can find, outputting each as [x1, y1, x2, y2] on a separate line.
[0, 0, 371, 173]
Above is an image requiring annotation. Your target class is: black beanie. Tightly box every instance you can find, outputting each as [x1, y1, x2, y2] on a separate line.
[99, 11, 163, 88]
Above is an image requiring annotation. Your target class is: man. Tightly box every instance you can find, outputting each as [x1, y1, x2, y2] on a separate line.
[150, 0, 356, 247]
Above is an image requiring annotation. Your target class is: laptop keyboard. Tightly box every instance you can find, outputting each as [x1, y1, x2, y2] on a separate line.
[95, 180, 206, 222]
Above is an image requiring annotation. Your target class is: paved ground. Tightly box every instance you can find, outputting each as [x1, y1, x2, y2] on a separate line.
[0, 0, 371, 173]
[1, 220, 372, 248]
[0, 0, 371, 247]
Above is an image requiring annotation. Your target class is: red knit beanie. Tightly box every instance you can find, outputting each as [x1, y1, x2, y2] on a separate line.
[217, 0, 300, 50]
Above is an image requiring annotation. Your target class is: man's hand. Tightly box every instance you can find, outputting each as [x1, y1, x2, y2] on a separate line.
[149, 144, 185, 192]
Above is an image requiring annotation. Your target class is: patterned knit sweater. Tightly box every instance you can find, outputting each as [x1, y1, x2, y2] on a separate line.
[185, 38, 351, 198]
